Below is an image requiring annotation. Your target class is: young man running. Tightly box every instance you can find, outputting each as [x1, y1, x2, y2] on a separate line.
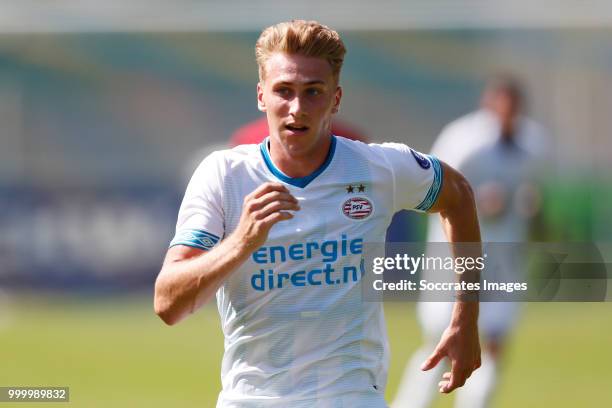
[155, 20, 481, 407]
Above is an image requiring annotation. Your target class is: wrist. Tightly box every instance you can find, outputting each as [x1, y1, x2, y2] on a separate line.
[224, 233, 257, 261]
[450, 301, 479, 329]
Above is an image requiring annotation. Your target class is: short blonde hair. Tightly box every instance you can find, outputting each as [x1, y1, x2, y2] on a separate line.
[255, 20, 346, 83]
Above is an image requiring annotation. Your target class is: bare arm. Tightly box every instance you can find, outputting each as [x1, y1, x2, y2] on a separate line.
[421, 161, 482, 393]
[154, 182, 299, 326]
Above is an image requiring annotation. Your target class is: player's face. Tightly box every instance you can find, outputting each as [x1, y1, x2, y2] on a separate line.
[484, 89, 520, 138]
[491, 92, 518, 124]
[257, 53, 342, 156]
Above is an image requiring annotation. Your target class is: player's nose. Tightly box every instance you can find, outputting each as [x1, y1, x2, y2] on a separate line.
[288, 95, 307, 117]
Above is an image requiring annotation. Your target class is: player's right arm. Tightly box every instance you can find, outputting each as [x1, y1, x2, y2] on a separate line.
[154, 182, 299, 326]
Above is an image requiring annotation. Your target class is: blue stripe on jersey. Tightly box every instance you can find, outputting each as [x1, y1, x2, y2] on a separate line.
[260, 136, 337, 188]
[415, 155, 444, 212]
[169, 229, 220, 250]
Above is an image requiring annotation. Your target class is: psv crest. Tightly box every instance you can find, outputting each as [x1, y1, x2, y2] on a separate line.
[342, 197, 374, 220]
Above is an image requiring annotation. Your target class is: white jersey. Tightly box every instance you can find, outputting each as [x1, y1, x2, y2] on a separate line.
[170, 136, 443, 407]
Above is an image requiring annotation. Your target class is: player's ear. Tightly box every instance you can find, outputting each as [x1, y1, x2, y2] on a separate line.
[331, 86, 342, 114]
[257, 82, 267, 112]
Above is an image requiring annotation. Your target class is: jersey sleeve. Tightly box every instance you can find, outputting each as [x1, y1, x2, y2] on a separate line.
[169, 151, 225, 251]
[379, 143, 443, 213]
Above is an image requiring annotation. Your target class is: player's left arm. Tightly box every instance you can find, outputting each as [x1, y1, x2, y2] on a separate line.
[423, 161, 482, 394]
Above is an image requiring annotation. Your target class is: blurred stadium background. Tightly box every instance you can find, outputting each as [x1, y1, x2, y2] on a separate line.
[0, 1, 611, 407]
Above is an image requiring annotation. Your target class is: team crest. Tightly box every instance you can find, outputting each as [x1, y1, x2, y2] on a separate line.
[342, 196, 374, 220]
[410, 148, 431, 169]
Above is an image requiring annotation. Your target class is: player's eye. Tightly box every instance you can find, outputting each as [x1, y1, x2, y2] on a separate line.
[305, 88, 322, 96]
[275, 87, 292, 97]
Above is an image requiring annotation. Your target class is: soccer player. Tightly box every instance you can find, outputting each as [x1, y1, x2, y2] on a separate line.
[392, 75, 547, 408]
[154, 20, 481, 407]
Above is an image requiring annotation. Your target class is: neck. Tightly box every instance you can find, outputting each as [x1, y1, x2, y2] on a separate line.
[268, 134, 332, 178]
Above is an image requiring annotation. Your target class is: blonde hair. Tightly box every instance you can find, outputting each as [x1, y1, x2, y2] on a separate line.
[255, 20, 346, 83]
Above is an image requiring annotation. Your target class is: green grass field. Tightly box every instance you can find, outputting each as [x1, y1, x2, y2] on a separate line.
[1, 293, 611, 407]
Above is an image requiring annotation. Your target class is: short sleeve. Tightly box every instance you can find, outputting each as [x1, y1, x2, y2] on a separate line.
[169, 151, 225, 250]
[380, 143, 443, 213]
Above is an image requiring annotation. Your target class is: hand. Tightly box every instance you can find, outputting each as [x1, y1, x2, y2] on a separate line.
[233, 182, 299, 252]
[421, 323, 481, 393]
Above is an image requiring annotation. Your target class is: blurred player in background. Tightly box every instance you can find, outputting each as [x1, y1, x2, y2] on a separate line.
[155, 20, 482, 407]
[392, 74, 548, 408]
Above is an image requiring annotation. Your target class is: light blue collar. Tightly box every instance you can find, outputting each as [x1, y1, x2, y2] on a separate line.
[259, 136, 337, 188]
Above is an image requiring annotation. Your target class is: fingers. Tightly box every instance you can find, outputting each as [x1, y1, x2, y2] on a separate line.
[248, 190, 299, 213]
[261, 211, 294, 225]
[238, 182, 299, 247]
[438, 363, 472, 394]
[247, 182, 289, 200]
[254, 198, 300, 220]
[244, 182, 298, 217]
[436, 356, 480, 393]
[421, 346, 445, 371]
[438, 372, 452, 393]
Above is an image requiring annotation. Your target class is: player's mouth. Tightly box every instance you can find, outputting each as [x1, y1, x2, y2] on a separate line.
[285, 124, 309, 134]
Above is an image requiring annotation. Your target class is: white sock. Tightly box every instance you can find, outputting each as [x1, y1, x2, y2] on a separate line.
[454, 353, 497, 408]
[391, 346, 446, 408]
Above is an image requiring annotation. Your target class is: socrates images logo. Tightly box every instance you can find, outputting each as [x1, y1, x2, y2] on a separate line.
[342, 197, 374, 220]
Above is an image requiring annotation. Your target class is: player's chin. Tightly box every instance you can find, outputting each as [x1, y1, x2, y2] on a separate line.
[281, 132, 315, 153]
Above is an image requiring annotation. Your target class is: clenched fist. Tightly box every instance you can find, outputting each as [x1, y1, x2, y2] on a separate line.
[233, 182, 300, 252]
